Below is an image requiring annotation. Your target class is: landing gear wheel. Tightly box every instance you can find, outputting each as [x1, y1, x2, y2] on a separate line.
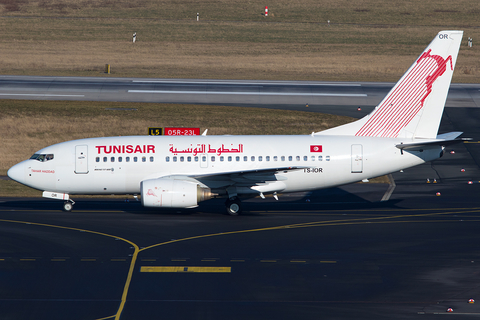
[63, 201, 73, 212]
[225, 197, 242, 216]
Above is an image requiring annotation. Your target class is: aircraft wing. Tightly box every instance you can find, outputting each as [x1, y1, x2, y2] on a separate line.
[194, 166, 305, 186]
[154, 166, 305, 190]
[192, 166, 304, 179]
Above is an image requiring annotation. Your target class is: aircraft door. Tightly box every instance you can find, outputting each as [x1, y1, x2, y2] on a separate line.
[200, 154, 208, 168]
[75, 145, 89, 174]
[351, 144, 363, 173]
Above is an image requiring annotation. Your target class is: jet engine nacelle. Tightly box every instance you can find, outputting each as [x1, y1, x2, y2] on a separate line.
[140, 178, 212, 208]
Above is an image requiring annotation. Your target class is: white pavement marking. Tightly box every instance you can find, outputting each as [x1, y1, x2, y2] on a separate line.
[0, 93, 85, 97]
[128, 90, 367, 97]
[131, 80, 362, 86]
[381, 174, 396, 202]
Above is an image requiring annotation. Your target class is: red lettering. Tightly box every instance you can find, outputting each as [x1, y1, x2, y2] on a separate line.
[96, 144, 155, 154]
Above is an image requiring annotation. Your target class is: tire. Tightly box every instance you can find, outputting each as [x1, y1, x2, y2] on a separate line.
[63, 201, 73, 212]
[225, 198, 241, 216]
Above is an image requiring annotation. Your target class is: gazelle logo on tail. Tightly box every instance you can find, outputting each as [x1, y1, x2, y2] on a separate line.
[355, 49, 453, 138]
[319, 31, 463, 139]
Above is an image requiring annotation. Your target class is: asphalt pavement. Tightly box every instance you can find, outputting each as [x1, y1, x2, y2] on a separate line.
[1, 77, 480, 319]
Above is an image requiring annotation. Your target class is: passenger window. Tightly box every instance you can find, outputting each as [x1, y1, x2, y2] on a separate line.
[220, 156, 224, 162]
[274, 156, 278, 161]
[187, 156, 192, 162]
[166, 156, 170, 162]
[251, 156, 255, 161]
[318, 156, 323, 161]
[304, 156, 308, 161]
[202, 156, 206, 162]
[243, 156, 248, 161]
[281, 156, 285, 161]
[211, 156, 215, 162]
[134, 157, 138, 162]
[173, 156, 177, 162]
[96, 157, 100, 163]
[236, 156, 240, 162]
[288, 156, 292, 161]
[180, 156, 184, 162]
[296, 156, 300, 161]
[150, 157, 154, 162]
[111, 157, 115, 162]
[311, 156, 315, 161]
[326, 156, 330, 161]
[195, 156, 199, 162]
[118, 157, 122, 162]
[259, 156, 262, 161]
[266, 156, 270, 161]
[228, 156, 232, 162]
[126, 157, 130, 162]
[103, 157, 107, 162]
[142, 156, 146, 162]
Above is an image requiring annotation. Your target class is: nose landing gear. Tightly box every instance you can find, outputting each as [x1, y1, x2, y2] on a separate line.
[63, 199, 76, 212]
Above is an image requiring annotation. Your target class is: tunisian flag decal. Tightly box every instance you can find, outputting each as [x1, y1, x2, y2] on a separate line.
[310, 145, 323, 152]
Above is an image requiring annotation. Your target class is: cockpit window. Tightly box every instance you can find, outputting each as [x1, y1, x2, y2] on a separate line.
[30, 153, 54, 162]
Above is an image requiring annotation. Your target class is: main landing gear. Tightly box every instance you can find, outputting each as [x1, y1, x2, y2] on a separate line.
[225, 197, 242, 216]
[63, 199, 75, 212]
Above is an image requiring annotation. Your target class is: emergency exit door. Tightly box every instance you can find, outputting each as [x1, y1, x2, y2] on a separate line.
[75, 145, 89, 174]
[351, 144, 363, 173]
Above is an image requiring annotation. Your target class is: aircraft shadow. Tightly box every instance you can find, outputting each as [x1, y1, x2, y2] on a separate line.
[0, 184, 401, 216]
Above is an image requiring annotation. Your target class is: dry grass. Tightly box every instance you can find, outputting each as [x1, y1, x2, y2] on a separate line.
[2, 0, 479, 26]
[0, 0, 479, 82]
[1, 39, 478, 82]
[0, 100, 354, 175]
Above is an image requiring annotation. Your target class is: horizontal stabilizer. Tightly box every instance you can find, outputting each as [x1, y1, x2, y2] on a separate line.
[396, 132, 469, 150]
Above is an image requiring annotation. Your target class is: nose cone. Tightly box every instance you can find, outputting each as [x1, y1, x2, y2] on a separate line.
[7, 162, 25, 184]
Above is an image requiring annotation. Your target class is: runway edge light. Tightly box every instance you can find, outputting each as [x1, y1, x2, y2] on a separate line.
[469, 299, 475, 304]
[447, 308, 453, 312]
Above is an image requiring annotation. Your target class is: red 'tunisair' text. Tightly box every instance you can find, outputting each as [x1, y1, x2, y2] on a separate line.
[95, 145, 155, 154]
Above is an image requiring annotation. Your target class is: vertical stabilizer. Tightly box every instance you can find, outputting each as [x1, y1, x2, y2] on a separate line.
[319, 30, 463, 139]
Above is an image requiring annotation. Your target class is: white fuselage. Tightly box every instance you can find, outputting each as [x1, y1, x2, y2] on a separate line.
[9, 134, 441, 196]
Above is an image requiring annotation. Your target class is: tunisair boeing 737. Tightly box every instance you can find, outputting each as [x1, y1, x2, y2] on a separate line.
[8, 30, 465, 215]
